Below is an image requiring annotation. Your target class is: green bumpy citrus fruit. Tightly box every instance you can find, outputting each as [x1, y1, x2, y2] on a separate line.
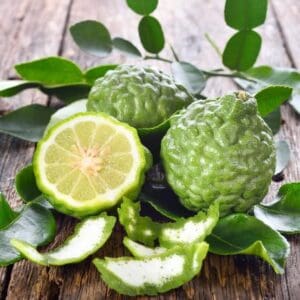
[87, 65, 194, 129]
[161, 92, 276, 216]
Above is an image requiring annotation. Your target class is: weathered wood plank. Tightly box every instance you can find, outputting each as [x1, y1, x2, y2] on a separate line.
[271, 0, 300, 68]
[0, 0, 72, 298]
[260, 5, 300, 299]
[0, 268, 9, 299]
[1, 0, 300, 299]
[28, 1, 299, 299]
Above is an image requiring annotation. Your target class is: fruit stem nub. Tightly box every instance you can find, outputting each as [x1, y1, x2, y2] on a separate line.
[236, 91, 249, 102]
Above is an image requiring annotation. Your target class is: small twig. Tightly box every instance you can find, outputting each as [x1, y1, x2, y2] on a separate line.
[143, 53, 256, 84]
[211, 68, 225, 72]
[203, 70, 257, 83]
[144, 55, 172, 63]
[170, 45, 180, 62]
[204, 33, 222, 57]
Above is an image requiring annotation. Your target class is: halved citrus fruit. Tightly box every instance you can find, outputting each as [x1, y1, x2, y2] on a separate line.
[33, 112, 148, 217]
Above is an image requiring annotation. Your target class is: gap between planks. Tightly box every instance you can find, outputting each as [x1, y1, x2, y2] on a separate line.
[1, 0, 300, 299]
[0, 0, 74, 298]
[270, 0, 297, 68]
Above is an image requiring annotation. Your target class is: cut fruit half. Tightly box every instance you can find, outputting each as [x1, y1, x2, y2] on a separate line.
[33, 113, 148, 217]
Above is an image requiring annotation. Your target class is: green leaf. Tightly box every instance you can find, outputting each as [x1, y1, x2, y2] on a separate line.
[263, 108, 281, 135]
[255, 86, 292, 117]
[46, 100, 87, 131]
[234, 76, 264, 95]
[15, 165, 41, 202]
[225, 0, 268, 30]
[0, 201, 56, 266]
[15, 57, 84, 86]
[206, 214, 290, 274]
[126, 0, 158, 15]
[0, 80, 39, 97]
[0, 104, 56, 142]
[254, 183, 300, 234]
[289, 94, 300, 113]
[245, 66, 300, 114]
[70, 20, 112, 57]
[275, 140, 290, 175]
[138, 16, 165, 54]
[0, 193, 18, 229]
[30, 196, 53, 210]
[171, 62, 207, 94]
[223, 30, 262, 71]
[41, 84, 90, 103]
[84, 64, 117, 85]
[112, 38, 141, 57]
[140, 183, 194, 221]
[246, 66, 300, 86]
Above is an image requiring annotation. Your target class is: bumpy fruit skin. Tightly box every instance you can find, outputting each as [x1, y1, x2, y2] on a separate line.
[87, 65, 194, 129]
[161, 92, 276, 216]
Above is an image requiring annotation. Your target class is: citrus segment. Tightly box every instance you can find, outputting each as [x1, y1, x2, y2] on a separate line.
[34, 113, 148, 217]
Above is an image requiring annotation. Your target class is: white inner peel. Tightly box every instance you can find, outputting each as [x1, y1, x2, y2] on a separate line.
[124, 238, 166, 257]
[48, 218, 106, 260]
[161, 218, 214, 244]
[106, 254, 185, 287]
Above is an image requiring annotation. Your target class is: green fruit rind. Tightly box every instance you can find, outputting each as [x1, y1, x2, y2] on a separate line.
[118, 197, 159, 247]
[0, 203, 56, 267]
[87, 65, 194, 129]
[161, 92, 276, 216]
[123, 237, 167, 258]
[33, 112, 147, 218]
[11, 213, 116, 266]
[93, 242, 209, 296]
[143, 146, 153, 172]
[118, 198, 219, 247]
[159, 202, 219, 248]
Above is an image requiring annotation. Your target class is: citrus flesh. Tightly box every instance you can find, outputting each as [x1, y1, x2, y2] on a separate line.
[33, 113, 147, 217]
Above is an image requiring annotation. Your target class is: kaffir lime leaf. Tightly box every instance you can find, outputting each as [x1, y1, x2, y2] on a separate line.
[161, 92, 276, 216]
[87, 65, 195, 131]
[33, 112, 149, 217]
[46, 99, 87, 131]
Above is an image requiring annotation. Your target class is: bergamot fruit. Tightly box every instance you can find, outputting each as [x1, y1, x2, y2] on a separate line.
[87, 65, 194, 130]
[161, 92, 276, 216]
[33, 112, 150, 217]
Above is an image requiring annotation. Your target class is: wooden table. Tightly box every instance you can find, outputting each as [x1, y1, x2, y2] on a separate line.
[1, 0, 300, 299]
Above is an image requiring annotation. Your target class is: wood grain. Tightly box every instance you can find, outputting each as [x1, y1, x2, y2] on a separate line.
[272, 0, 300, 68]
[0, 0, 300, 299]
[0, 0, 72, 297]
